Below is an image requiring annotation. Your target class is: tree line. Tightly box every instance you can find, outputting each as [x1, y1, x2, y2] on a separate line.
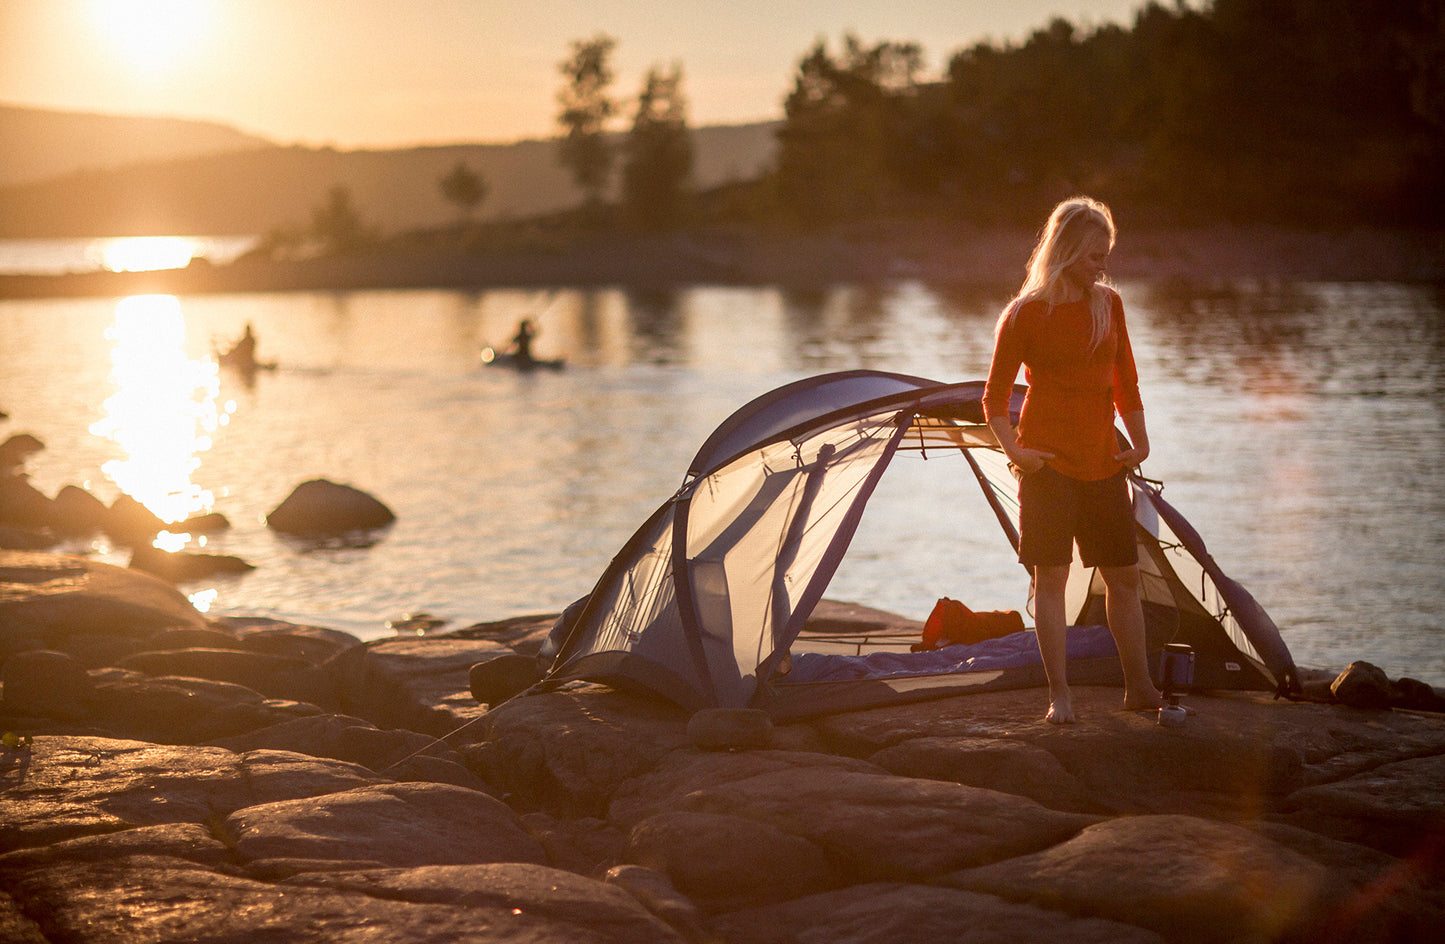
[549, 0, 1441, 232]
[769, 0, 1441, 228]
[302, 0, 1439, 252]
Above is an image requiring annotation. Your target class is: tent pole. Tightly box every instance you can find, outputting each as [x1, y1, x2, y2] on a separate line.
[671, 486, 721, 706]
[962, 447, 1024, 563]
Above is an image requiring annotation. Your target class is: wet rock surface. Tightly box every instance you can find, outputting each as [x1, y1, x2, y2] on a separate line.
[2, 550, 1443, 942]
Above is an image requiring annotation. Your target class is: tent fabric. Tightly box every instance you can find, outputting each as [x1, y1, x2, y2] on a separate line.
[542, 370, 1297, 715]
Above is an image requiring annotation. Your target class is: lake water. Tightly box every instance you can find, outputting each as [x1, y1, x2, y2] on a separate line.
[1, 269, 1442, 685]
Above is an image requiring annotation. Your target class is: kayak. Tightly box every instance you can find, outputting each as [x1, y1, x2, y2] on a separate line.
[480, 347, 565, 371]
[217, 349, 278, 373]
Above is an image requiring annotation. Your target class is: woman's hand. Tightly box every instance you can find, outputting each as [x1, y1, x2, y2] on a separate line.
[1116, 411, 1150, 470]
[1010, 447, 1055, 474]
[1113, 444, 1149, 468]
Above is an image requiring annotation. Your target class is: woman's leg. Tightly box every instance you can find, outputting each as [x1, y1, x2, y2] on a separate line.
[1100, 564, 1163, 710]
[1033, 564, 1074, 723]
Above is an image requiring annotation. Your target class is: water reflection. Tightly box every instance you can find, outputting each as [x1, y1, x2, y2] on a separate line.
[88, 295, 229, 526]
[1136, 280, 1445, 399]
[625, 287, 684, 363]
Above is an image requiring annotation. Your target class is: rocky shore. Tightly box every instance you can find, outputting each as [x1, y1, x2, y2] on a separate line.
[1, 223, 1442, 300]
[2, 549, 1442, 943]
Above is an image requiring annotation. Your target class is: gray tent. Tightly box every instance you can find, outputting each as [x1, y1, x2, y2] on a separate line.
[540, 370, 1297, 718]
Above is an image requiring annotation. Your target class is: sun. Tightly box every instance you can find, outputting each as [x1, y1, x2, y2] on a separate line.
[89, 0, 216, 77]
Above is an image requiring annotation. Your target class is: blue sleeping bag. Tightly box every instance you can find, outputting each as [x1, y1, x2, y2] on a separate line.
[781, 625, 1118, 684]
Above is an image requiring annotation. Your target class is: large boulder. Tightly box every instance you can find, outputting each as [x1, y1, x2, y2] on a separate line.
[0, 551, 210, 663]
[0, 433, 44, 471]
[266, 479, 395, 536]
[103, 495, 168, 545]
[467, 652, 542, 706]
[0, 649, 95, 721]
[0, 475, 52, 530]
[49, 485, 110, 536]
[1330, 660, 1394, 710]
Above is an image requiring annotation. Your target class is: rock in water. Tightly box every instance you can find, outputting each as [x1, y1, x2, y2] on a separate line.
[129, 546, 255, 583]
[1330, 661, 1394, 710]
[266, 480, 395, 536]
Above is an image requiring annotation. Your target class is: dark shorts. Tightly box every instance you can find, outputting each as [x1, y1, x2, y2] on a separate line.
[1016, 465, 1138, 569]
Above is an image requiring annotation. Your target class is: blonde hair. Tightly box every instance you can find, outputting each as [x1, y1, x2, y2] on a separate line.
[1004, 197, 1117, 352]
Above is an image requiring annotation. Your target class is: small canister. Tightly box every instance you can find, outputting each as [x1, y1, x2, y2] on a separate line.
[1159, 643, 1195, 690]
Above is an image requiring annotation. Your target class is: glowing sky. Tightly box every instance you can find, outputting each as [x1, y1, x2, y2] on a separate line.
[1, 0, 1161, 148]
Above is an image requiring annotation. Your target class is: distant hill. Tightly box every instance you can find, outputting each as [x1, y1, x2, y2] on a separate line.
[0, 103, 274, 188]
[0, 104, 780, 238]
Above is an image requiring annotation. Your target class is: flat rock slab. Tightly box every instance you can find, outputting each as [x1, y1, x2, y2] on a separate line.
[478, 686, 694, 817]
[813, 686, 1445, 818]
[0, 736, 379, 853]
[611, 748, 1098, 880]
[706, 881, 1167, 944]
[331, 635, 514, 735]
[206, 711, 480, 784]
[625, 809, 842, 908]
[222, 781, 547, 868]
[0, 856, 687, 944]
[1273, 751, 1445, 856]
[945, 813, 1341, 944]
[0, 551, 208, 653]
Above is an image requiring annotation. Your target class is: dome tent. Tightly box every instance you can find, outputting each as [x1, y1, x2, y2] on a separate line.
[537, 370, 1298, 719]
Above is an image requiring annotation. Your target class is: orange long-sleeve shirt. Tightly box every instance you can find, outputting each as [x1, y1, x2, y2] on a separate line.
[982, 289, 1143, 481]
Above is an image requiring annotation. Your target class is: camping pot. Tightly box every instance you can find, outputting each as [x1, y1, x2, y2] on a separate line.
[1159, 643, 1195, 690]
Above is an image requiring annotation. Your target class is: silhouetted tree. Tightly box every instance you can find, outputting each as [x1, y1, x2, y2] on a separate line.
[438, 160, 487, 222]
[775, 35, 925, 224]
[763, 1, 1442, 227]
[557, 34, 618, 207]
[309, 185, 372, 253]
[621, 63, 694, 228]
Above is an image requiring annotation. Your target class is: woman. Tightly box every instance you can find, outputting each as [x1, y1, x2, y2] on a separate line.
[982, 197, 1162, 724]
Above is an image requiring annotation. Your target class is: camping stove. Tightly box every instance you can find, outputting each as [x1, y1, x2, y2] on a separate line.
[1157, 643, 1195, 726]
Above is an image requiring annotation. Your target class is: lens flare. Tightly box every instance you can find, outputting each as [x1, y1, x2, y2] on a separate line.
[89, 295, 223, 524]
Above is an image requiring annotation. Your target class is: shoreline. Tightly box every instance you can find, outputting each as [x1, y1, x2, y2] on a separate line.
[1, 224, 1441, 299]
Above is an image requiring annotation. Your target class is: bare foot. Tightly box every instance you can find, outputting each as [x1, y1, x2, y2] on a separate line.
[1045, 698, 1076, 725]
[1123, 688, 1163, 712]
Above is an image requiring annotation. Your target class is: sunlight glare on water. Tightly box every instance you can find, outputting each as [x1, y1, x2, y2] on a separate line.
[87, 294, 230, 526]
[99, 236, 201, 272]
